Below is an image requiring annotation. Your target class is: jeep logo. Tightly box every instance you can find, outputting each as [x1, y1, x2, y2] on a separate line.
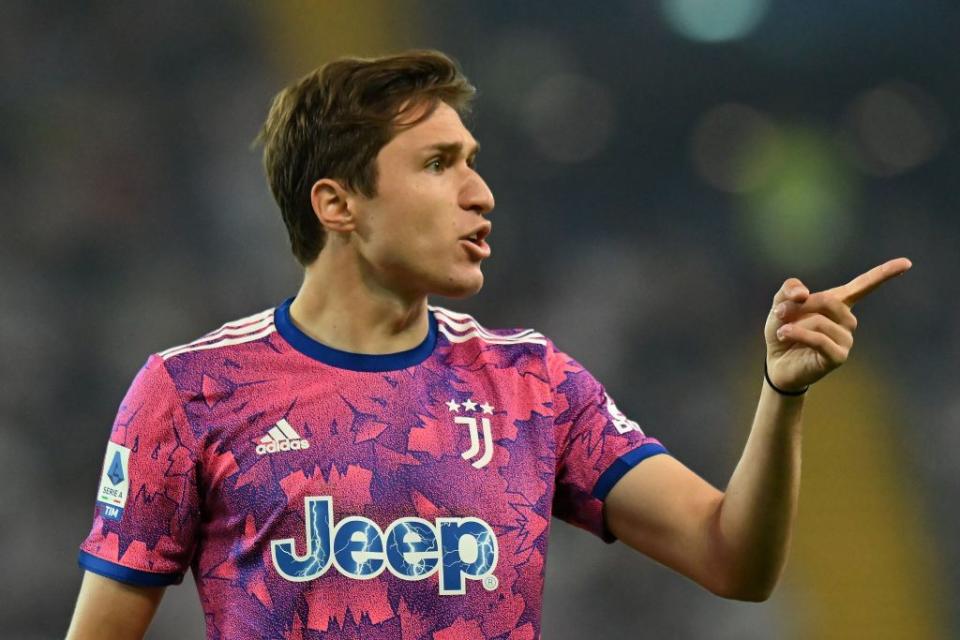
[270, 496, 499, 594]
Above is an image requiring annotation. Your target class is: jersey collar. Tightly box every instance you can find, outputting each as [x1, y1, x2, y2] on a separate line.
[274, 297, 438, 372]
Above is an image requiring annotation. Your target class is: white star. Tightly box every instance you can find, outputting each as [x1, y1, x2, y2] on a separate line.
[462, 399, 478, 412]
[445, 399, 460, 412]
[480, 402, 494, 415]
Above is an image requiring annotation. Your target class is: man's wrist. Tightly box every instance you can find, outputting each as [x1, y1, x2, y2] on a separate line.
[764, 360, 809, 396]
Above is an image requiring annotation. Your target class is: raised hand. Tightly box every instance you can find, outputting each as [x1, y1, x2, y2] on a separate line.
[764, 258, 913, 393]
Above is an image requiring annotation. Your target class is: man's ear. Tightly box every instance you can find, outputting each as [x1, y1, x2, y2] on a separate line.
[310, 178, 356, 233]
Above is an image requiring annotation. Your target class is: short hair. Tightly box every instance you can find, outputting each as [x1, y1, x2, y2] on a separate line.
[256, 50, 476, 266]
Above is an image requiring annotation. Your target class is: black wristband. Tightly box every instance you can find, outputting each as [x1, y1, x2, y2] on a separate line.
[764, 361, 808, 396]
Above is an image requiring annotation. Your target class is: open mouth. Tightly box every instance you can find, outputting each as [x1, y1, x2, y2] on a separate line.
[460, 223, 492, 258]
[461, 223, 491, 247]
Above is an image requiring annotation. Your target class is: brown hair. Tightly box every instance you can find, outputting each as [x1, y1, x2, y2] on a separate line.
[256, 50, 476, 266]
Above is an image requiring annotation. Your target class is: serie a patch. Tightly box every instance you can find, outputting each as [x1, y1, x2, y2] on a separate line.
[96, 442, 131, 521]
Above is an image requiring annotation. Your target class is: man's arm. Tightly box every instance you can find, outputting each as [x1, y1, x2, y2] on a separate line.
[605, 381, 803, 601]
[604, 258, 911, 601]
[66, 571, 165, 640]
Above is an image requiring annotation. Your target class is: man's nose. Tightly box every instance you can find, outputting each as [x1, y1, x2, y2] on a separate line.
[461, 171, 495, 216]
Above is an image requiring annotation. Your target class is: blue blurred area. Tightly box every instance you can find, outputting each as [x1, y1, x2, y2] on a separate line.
[1, 1, 957, 638]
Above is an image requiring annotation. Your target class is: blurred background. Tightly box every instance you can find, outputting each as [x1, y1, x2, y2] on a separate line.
[1, 1, 957, 638]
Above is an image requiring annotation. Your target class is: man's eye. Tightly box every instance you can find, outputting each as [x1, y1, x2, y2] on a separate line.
[426, 158, 444, 172]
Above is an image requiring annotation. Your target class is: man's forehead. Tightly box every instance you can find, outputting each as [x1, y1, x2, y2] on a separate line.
[391, 102, 479, 153]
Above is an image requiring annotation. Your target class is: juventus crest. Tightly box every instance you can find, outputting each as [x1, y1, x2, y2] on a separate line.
[444, 397, 495, 469]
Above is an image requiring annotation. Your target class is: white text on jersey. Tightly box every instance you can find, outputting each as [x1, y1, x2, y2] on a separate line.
[271, 496, 500, 594]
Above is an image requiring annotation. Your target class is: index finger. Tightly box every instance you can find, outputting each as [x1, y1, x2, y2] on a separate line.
[831, 257, 913, 306]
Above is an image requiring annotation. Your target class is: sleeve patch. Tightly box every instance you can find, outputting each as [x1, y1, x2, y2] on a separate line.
[604, 392, 644, 435]
[96, 442, 131, 520]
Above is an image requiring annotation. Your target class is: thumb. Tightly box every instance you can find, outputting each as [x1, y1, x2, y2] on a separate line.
[772, 277, 810, 309]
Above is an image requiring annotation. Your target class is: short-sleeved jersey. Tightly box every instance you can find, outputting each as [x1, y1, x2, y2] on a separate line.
[79, 299, 668, 639]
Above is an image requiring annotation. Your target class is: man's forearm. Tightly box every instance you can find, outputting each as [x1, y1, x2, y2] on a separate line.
[713, 379, 805, 600]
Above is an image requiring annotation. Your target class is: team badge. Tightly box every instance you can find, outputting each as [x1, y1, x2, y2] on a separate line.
[445, 397, 496, 468]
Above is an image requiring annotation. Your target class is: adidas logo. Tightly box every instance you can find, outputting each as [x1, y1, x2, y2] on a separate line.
[256, 419, 310, 455]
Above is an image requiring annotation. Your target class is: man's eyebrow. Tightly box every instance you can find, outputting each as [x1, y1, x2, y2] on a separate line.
[421, 141, 480, 157]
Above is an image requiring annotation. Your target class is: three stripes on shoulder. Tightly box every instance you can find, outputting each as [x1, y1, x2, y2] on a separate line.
[430, 306, 546, 346]
[159, 308, 276, 360]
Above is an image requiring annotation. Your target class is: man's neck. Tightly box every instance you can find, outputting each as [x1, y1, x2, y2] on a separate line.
[288, 250, 430, 356]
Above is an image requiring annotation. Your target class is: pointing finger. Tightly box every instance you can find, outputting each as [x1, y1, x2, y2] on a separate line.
[831, 257, 912, 307]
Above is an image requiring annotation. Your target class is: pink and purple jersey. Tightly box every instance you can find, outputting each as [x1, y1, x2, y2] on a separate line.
[79, 299, 668, 639]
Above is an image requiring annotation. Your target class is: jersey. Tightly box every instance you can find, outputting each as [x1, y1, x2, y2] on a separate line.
[79, 298, 668, 639]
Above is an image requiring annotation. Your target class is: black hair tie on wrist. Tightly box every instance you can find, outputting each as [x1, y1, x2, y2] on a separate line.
[764, 361, 809, 396]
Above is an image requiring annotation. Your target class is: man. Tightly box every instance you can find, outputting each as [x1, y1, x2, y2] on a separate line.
[67, 50, 911, 639]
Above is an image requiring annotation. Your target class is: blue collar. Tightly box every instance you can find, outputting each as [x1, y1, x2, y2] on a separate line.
[273, 297, 438, 372]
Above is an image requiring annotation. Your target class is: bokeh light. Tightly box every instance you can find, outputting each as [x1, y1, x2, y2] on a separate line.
[691, 104, 858, 270]
[484, 29, 577, 112]
[660, 0, 771, 43]
[737, 127, 858, 270]
[691, 102, 783, 193]
[844, 81, 949, 177]
[520, 73, 616, 164]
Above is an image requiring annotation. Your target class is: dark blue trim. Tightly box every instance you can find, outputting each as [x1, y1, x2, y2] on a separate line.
[274, 297, 438, 372]
[592, 443, 669, 501]
[78, 551, 183, 587]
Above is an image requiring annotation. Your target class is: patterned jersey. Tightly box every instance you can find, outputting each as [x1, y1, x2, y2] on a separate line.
[79, 298, 668, 639]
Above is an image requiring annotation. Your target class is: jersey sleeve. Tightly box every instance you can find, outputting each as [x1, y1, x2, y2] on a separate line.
[78, 354, 201, 586]
[547, 340, 668, 542]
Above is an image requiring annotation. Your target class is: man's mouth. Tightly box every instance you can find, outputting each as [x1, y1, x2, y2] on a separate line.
[461, 222, 492, 246]
[460, 223, 492, 259]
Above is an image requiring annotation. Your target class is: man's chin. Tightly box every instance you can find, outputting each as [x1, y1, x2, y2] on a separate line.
[433, 273, 484, 299]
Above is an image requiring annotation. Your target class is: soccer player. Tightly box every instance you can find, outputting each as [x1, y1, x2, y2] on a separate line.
[66, 50, 912, 639]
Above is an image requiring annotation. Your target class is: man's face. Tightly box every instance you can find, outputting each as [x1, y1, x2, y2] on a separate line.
[349, 101, 495, 299]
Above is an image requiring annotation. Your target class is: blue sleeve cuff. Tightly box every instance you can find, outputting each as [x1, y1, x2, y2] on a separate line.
[592, 442, 669, 501]
[78, 550, 184, 587]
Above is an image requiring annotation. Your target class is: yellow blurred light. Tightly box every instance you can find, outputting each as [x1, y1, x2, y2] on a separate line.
[253, 0, 420, 74]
